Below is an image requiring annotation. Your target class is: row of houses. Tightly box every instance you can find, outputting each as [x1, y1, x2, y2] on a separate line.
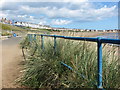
[84, 29, 119, 32]
[0, 17, 119, 32]
[14, 21, 50, 29]
[0, 18, 13, 24]
[0, 18, 50, 29]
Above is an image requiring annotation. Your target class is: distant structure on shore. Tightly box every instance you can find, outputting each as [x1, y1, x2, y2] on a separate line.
[50, 28, 119, 32]
[0, 17, 13, 24]
[0, 17, 50, 29]
[0, 17, 119, 32]
[14, 21, 50, 29]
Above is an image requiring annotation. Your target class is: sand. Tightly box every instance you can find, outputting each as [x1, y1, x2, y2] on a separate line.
[1, 37, 24, 88]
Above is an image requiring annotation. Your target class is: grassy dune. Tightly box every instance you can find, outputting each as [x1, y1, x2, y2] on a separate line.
[0, 23, 30, 36]
[19, 35, 119, 88]
[0, 23, 27, 31]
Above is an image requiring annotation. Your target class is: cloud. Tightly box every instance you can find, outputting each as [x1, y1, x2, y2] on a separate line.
[18, 14, 27, 18]
[17, 15, 34, 21]
[0, 11, 7, 18]
[17, 14, 48, 25]
[2, 0, 119, 2]
[0, 1, 117, 25]
[93, 5, 117, 19]
[39, 21, 46, 25]
[51, 19, 72, 25]
[17, 4, 117, 21]
[2, 0, 88, 2]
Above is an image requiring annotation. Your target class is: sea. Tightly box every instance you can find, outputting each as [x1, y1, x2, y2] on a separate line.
[97, 33, 120, 46]
[98, 33, 120, 39]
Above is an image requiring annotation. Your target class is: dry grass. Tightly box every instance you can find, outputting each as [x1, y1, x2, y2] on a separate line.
[19, 34, 119, 88]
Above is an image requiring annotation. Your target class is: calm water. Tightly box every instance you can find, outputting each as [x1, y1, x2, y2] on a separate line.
[97, 33, 120, 46]
[98, 33, 120, 39]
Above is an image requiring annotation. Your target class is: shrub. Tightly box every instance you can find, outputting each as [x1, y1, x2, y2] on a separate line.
[1, 32, 12, 36]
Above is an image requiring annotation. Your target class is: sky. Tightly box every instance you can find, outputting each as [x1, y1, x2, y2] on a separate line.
[0, 0, 119, 30]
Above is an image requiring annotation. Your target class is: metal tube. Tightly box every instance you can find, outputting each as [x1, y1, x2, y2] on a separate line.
[34, 34, 36, 41]
[97, 37, 103, 88]
[54, 36, 57, 53]
[30, 34, 32, 42]
[41, 35, 44, 50]
[28, 34, 30, 41]
[60, 62, 73, 70]
[28, 34, 120, 89]
[101, 38, 120, 44]
[28, 34, 32, 43]
[40, 34, 120, 44]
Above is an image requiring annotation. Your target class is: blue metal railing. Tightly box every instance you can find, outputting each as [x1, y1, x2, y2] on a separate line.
[28, 34, 120, 89]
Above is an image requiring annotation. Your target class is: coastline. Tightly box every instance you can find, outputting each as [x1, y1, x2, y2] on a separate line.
[49, 31, 119, 37]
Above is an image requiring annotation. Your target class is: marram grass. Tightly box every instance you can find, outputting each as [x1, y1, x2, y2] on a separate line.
[19, 35, 119, 88]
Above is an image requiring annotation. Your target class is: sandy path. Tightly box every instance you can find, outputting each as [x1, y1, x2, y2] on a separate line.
[0, 40, 2, 89]
[1, 37, 24, 88]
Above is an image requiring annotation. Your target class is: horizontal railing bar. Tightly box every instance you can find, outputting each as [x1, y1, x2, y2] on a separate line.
[100, 39, 120, 44]
[60, 62, 73, 70]
[40, 34, 65, 38]
[28, 34, 120, 44]
[64, 36, 98, 42]
[60, 61, 98, 86]
[27, 34, 120, 89]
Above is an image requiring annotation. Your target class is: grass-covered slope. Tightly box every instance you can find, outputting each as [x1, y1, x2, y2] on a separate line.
[0, 23, 27, 31]
[19, 35, 119, 88]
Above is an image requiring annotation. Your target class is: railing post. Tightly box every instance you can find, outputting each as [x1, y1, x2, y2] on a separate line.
[30, 34, 33, 42]
[28, 34, 30, 41]
[34, 34, 36, 41]
[28, 34, 32, 43]
[41, 35, 44, 50]
[54, 36, 57, 53]
[97, 37, 103, 89]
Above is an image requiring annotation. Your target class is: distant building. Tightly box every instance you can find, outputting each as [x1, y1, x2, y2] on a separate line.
[0, 17, 12, 25]
[14, 21, 50, 29]
[8, 20, 12, 24]
[0, 17, 119, 32]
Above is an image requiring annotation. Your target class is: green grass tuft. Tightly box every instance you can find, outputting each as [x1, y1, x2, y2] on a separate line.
[19, 35, 119, 88]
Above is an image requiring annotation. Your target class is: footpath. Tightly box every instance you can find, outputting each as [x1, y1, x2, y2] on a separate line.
[1, 37, 24, 88]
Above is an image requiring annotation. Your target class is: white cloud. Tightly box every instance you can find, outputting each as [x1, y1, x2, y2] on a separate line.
[0, 11, 8, 18]
[18, 4, 117, 22]
[59, 0, 88, 2]
[2, 0, 119, 2]
[93, 5, 117, 19]
[18, 15, 27, 18]
[51, 19, 72, 25]
[2, 0, 88, 2]
[17, 15, 34, 21]
[0, 2, 117, 24]
[39, 21, 46, 25]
